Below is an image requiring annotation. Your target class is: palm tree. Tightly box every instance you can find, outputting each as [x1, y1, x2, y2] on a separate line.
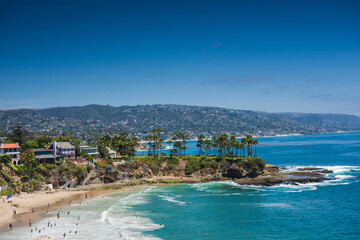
[218, 134, 229, 157]
[197, 134, 206, 156]
[176, 132, 189, 155]
[20, 150, 37, 179]
[253, 139, 258, 157]
[173, 141, 182, 156]
[211, 136, 217, 156]
[229, 135, 237, 157]
[241, 138, 247, 157]
[234, 141, 241, 158]
[204, 140, 213, 156]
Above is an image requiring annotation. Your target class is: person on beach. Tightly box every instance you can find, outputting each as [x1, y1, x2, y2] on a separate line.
[63, 233, 66, 238]
[9, 223, 13, 230]
[13, 209, 16, 215]
[57, 212, 60, 218]
[29, 218, 32, 227]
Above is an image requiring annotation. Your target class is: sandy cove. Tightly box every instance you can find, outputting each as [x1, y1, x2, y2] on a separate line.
[0, 176, 219, 232]
[0, 188, 122, 232]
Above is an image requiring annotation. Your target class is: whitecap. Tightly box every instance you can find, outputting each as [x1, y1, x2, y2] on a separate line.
[158, 194, 186, 205]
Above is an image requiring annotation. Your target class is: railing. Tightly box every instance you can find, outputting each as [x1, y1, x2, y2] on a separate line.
[61, 179, 72, 189]
[82, 170, 95, 186]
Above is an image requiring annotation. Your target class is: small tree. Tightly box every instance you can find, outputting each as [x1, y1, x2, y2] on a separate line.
[20, 150, 37, 179]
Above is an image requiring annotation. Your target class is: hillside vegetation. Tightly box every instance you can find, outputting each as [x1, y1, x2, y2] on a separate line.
[1, 104, 359, 140]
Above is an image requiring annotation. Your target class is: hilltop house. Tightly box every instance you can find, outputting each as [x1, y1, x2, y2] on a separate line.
[79, 145, 100, 160]
[0, 143, 22, 165]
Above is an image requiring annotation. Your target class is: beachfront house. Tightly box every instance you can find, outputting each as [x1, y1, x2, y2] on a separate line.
[47, 141, 75, 159]
[33, 148, 58, 164]
[0, 143, 22, 165]
[33, 141, 75, 164]
[79, 145, 100, 160]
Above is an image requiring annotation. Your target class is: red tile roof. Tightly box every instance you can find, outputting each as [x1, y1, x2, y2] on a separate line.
[0, 143, 21, 149]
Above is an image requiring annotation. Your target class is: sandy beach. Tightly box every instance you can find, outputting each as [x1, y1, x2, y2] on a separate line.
[0, 188, 122, 232]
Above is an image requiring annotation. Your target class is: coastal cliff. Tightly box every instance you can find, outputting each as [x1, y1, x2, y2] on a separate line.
[81, 157, 333, 187]
[1, 155, 334, 194]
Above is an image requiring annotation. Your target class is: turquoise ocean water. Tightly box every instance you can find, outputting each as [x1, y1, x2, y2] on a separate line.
[1, 132, 360, 239]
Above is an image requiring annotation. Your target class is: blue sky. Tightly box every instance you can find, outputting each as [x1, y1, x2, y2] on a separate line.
[0, 0, 359, 115]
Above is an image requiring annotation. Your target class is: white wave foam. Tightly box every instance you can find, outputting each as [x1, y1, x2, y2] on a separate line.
[107, 215, 163, 240]
[158, 194, 186, 205]
[100, 186, 164, 240]
[258, 203, 291, 208]
[101, 210, 108, 222]
[191, 165, 359, 195]
[281, 165, 360, 174]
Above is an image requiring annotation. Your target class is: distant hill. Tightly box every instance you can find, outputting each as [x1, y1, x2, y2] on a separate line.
[1, 104, 359, 140]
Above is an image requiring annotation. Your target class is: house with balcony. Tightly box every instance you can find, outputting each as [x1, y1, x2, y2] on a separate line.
[80, 145, 100, 160]
[47, 141, 75, 159]
[0, 143, 22, 165]
[33, 141, 75, 164]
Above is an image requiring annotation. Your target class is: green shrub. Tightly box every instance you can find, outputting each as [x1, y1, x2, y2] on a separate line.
[21, 175, 30, 182]
[34, 175, 46, 182]
[166, 165, 174, 171]
[211, 161, 219, 169]
[200, 159, 211, 169]
[16, 165, 25, 175]
[167, 157, 179, 166]
[148, 163, 159, 175]
[0, 189, 12, 196]
[7, 162, 18, 172]
[185, 159, 200, 175]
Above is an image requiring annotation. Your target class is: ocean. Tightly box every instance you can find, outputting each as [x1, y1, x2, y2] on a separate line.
[1, 132, 360, 239]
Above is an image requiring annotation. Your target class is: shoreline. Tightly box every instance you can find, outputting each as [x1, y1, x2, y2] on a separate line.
[0, 164, 336, 233]
[0, 176, 224, 233]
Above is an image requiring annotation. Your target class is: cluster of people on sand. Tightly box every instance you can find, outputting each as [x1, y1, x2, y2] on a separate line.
[7, 193, 92, 238]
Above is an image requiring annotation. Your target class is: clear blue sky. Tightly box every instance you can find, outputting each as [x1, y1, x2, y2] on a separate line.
[1, 0, 359, 115]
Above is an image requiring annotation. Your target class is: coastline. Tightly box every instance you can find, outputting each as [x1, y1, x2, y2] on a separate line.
[0, 164, 336, 233]
[0, 176, 224, 233]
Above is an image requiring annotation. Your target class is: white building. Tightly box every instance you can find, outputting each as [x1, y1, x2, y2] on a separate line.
[0, 143, 22, 165]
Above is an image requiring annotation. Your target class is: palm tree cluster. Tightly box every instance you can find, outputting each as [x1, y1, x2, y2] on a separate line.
[170, 132, 189, 156]
[143, 129, 189, 157]
[143, 128, 163, 157]
[197, 134, 258, 158]
[98, 132, 138, 157]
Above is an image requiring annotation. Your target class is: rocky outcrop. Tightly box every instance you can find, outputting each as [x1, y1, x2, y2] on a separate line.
[234, 165, 333, 186]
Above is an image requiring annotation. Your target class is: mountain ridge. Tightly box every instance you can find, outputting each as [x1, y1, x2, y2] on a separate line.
[1, 104, 360, 141]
